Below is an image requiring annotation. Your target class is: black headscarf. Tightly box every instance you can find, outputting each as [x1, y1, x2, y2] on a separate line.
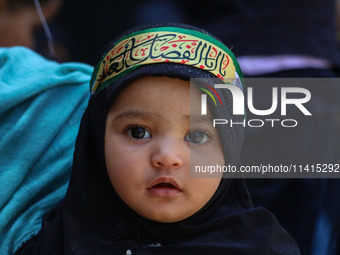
[15, 23, 300, 255]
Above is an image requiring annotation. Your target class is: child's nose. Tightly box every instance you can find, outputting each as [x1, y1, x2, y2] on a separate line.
[150, 138, 185, 169]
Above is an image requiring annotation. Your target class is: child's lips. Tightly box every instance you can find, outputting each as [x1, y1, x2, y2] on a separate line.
[147, 176, 181, 197]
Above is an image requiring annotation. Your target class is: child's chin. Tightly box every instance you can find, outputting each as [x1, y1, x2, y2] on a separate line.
[142, 212, 192, 223]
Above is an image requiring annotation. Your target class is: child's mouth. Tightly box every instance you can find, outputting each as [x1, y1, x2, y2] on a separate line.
[153, 182, 176, 189]
[147, 177, 181, 197]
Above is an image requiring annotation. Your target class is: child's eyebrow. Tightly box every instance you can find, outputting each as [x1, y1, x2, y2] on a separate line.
[111, 111, 213, 124]
[112, 110, 161, 122]
[185, 114, 213, 125]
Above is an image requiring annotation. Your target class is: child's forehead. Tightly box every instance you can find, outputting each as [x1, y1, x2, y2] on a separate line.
[118, 76, 191, 96]
[107, 76, 205, 115]
[106, 77, 214, 126]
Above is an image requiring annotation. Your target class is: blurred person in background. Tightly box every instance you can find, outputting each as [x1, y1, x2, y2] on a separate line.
[0, 0, 70, 61]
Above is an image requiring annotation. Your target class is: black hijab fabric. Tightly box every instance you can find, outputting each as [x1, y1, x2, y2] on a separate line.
[15, 24, 300, 255]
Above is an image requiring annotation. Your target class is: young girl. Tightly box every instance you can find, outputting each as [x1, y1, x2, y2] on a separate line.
[15, 23, 300, 254]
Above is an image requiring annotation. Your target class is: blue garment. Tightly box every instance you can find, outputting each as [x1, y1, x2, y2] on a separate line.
[0, 47, 92, 255]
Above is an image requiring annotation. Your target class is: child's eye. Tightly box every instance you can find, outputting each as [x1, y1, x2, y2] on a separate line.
[127, 126, 151, 139]
[184, 130, 210, 145]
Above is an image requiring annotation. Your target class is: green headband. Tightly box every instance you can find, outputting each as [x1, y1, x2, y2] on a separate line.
[90, 27, 243, 94]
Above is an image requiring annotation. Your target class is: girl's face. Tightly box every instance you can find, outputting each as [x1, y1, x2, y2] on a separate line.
[105, 76, 224, 223]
